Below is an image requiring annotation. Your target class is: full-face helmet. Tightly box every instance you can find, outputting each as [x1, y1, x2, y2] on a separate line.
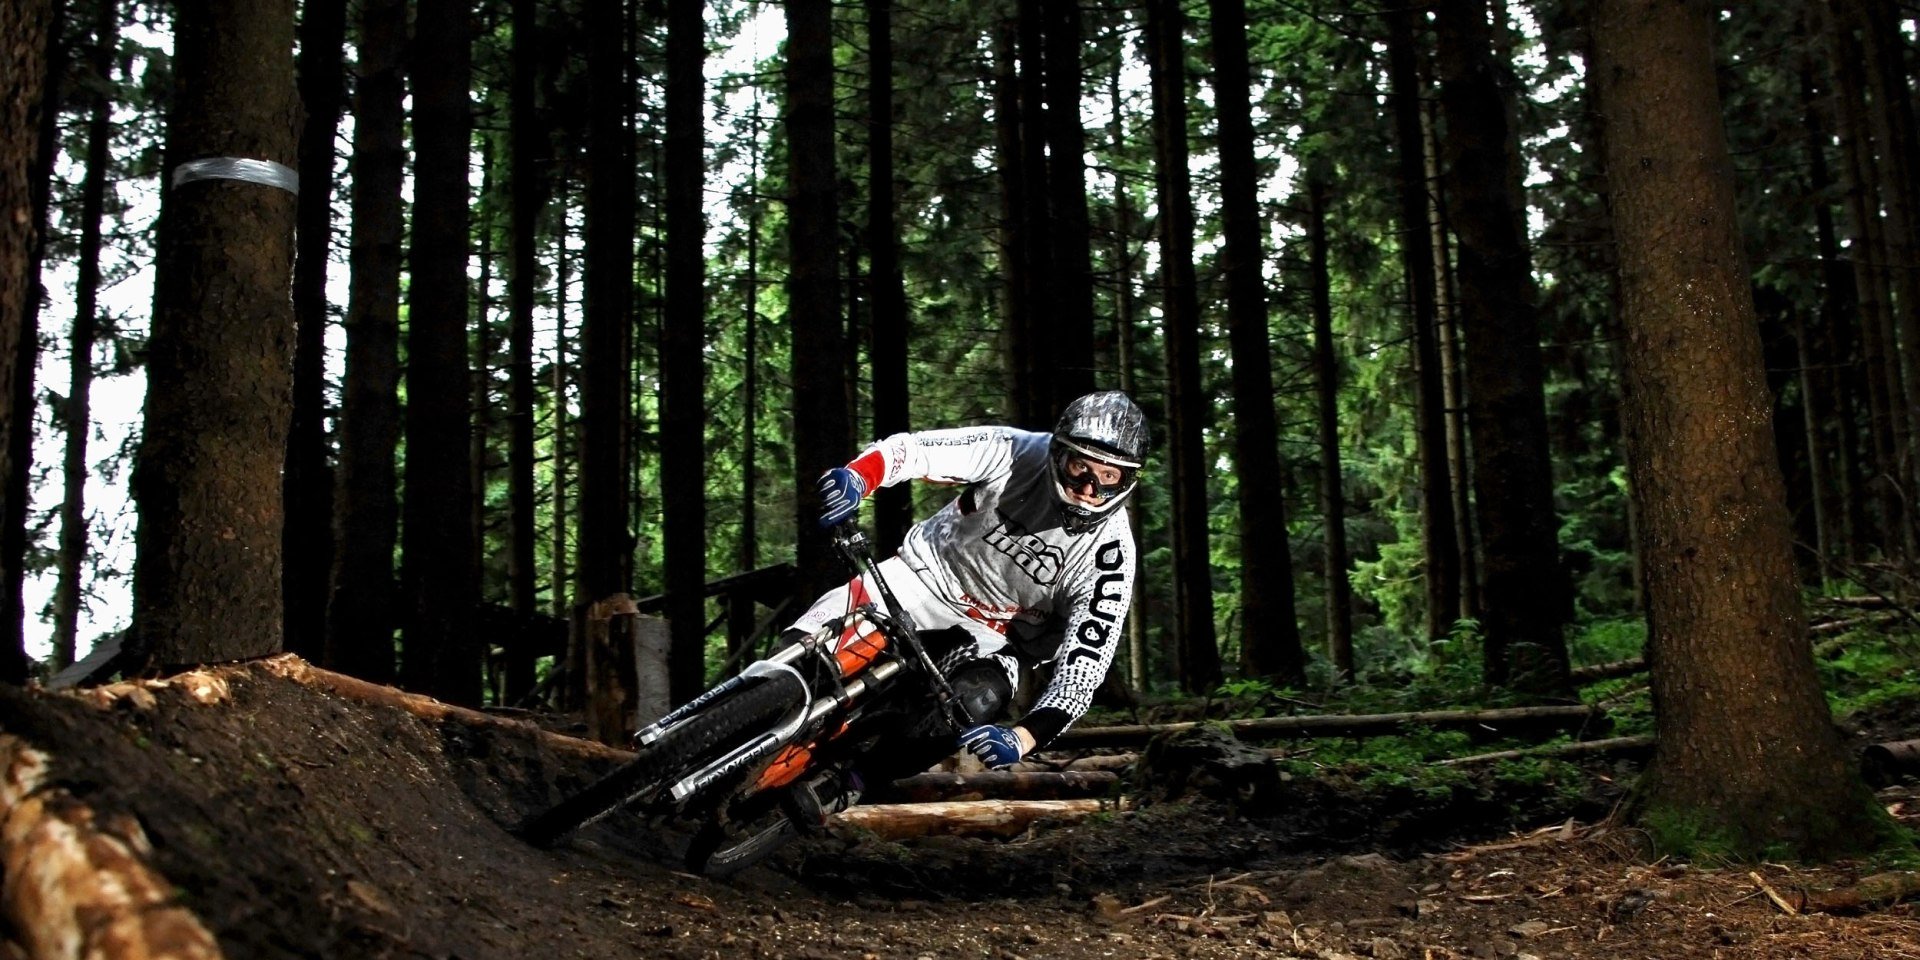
[1050, 391, 1147, 530]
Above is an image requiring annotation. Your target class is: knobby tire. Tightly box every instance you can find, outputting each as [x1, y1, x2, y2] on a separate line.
[518, 673, 806, 847]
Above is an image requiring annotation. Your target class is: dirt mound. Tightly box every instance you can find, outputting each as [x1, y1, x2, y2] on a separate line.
[2, 658, 1917, 960]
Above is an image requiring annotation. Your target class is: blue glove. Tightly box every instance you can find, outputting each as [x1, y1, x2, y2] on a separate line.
[959, 724, 1024, 770]
[818, 467, 867, 528]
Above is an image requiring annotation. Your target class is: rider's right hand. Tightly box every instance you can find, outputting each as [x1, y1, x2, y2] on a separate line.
[818, 467, 868, 528]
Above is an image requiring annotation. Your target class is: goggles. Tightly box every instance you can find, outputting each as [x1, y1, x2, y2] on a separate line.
[1053, 444, 1137, 502]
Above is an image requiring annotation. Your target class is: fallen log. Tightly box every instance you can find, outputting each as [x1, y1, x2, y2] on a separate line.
[828, 798, 1115, 841]
[1569, 658, 1645, 685]
[1437, 735, 1654, 767]
[1051, 705, 1606, 750]
[1016, 753, 1140, 773]
[1788, 871, 1920, 914]
[1861, 739, 1920, 786]
[0, 735, 223, 960]
[883, 770, 1120, 803]
[247, 655, 635, 766]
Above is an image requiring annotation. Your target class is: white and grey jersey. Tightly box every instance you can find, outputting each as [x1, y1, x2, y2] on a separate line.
[865, 427, 1136, 744]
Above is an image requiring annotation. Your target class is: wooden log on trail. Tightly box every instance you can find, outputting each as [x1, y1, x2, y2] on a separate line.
[248, 655, 634, 765]
[1017, 753, 1140, 773]
[1819, 595, 1896, 609]
[883, 770, 1120, 803]
[1050, 705, 1607, 749]
[1861, 739, 1920, 786]
[827, 798, 1115, 841]
[1437, 735, 1654, 767]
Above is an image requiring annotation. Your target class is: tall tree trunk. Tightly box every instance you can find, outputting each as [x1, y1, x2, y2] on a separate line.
[1592, 0, 1879, 859]
[1045, 0, 1093, 409]
[551, 184, 572, 623]
[1422, 90, 1478, 622]
[1147, 0, 1219, 694]
[868, 0, 911, 556]
[1387, 1, 1460, 644]
[1798, 48, 1852, 575]
[1852, 0, 1920, 534]
[1434, 0, 1569, 693]
[1108, 51, 1149, 694]
[1013, 0, 1053, 428]
[1210, 0, 1302, 685]
[401, 0, 476, 704]
[581, 0, 634, 607]
[992, 20, 1034, 428]
[663, 0, 707, 704]
[0, 0, 55, 683]
[728, 130, 762, 668]
[503, 0, 545, 702]
[53, 0, 117, 670]
[1306, 164, 1354, 682]
[787, 0, 846, 590]
[470, 151, 495, 591]
[1825, 5, 1905, 550]
[134, 0, 299, 669]
[285, 0, 346, 662]
[326, 0, 405, 683]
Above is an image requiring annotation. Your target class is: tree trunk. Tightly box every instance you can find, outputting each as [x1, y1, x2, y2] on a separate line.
[470, 150, 495, 592]
[326, 0, 405, 684]
[1108, 55, 1149, 695]
[53, 0, 117, 671]
[1422, 91, 1478, 623]
[663, 0, 707, 705]
[1592, 0, 1880, 859]
[1211, 0, 1303, 686]
[284, 0, 346, 663]
[0, 0, 55, 683]
[1045, 0, 1094, 409]
[1434, 0, 1569, 693]
[134, 0, 299, 669]
[1147, 0, 1219, 694]
[1387, 1, 1461, 644]
[1825, 4, 1906, 554]
[1013, 0, 1053, 429]
[1798, 46, 1858, 568]
[401, 0, 476, 704]
[868, 0, 911, 557]
[787, 0, 846, 591]
[728, 125, 762, 668]
[992, 19, 1034, 429]
[502, 0, 545, 703]
[1306, 164, 1354, 682]
[551, 188, 572, 623]
[581, 0, 635, 608]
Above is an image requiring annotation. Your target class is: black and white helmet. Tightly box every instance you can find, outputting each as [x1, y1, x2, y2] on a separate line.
[1049, 391, 1147, 530]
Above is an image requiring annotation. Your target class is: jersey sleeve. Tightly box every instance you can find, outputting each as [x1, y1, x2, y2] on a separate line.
[854, 427, 1019, 489]
[1016, 528, 1135, 749]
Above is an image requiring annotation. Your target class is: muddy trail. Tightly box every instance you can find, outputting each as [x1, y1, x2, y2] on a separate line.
[2, 656, 1917, 960]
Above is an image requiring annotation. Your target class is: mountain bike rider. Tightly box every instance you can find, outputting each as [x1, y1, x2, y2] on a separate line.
[784, 390, 1144, 827]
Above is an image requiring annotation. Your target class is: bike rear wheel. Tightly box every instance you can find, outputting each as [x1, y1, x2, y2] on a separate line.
[517, 672, 805, 847]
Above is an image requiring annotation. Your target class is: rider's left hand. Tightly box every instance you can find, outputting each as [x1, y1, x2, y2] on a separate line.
[959, 724, 1024, 769]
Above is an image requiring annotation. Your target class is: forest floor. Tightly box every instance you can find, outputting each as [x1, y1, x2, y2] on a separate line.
[2, 656, 1919, 960]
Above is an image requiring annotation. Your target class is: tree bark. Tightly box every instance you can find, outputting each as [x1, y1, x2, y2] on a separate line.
[1386, 1, 1461, 644]
[1107, 54, 1150, 695]
[1434, 0, 1569, 692]
[663, 0, 707, 705]
[1211, 0, 1303, 686]
[868, 0, 911, 557]
[1012, 0, 1053, 429]
[1422, 90, 1479, 623]
[1147, 0, 1220, 694]
[1592, 0, 1880, 859]
[133, 0, 299, 669]
[551, 185, 572, 624]
[581, 0, 635, 606]
[326, 0, 405, 684]
[503, 0, 546, 703]
[54, 0, 117, 671]
[787, 0, 847, 591]
[828, 798, 1112, 841]
[1045, 0, 1094, 409]
[992, 19, 1034, 428]
[1306, 164, 1354, 682]
[0, 0, 54, 683]
[284, 0, 346, 663]
[401, 0, 477, 704]
[728, 126, 762, 668]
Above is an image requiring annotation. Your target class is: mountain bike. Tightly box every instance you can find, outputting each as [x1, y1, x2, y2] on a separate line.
[519, 524, 985, 876]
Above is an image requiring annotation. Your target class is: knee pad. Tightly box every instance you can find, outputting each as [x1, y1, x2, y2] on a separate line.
[947, 660, 1013, 726]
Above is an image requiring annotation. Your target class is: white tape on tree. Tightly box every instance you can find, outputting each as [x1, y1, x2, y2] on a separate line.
[170, 156, 300, 195]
